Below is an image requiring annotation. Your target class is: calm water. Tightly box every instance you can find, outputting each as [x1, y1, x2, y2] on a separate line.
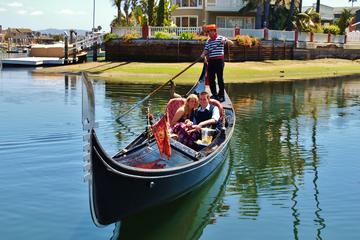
[0, 67, 359, 240]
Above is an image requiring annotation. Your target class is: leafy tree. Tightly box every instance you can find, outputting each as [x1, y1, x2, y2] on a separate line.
[292, 7, 321, 32]
[123, 0, 131, 25]
[162, 0, 177, 26]
[148, 0, 155, 25]
[336, 8, 353, 34]
[240, 1, 264, 29]
[156, 0, 165, 26]
[240, 0, 301, 29]
[286, 0, 297, 30]
[111, 0, 123, 26]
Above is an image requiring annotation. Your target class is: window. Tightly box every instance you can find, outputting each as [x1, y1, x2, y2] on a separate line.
[182, 17, 189, 27]
[216, 16, 255, 29]
[174, 16, 198, 27]
[189, 17, 197, 27]
[173, 0, 202, 7]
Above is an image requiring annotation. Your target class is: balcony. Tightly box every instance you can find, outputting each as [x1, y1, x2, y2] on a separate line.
[206, 0, 244, 12]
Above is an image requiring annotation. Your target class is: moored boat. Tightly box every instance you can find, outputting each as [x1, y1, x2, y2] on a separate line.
[82, 65, 235, 227]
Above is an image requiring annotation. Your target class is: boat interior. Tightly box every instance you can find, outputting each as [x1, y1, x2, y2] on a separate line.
[112, 95, 233, 170]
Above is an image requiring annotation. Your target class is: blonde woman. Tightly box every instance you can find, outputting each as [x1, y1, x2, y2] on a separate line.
[171, 94, 199, 148]
[170, 94, 199, 127]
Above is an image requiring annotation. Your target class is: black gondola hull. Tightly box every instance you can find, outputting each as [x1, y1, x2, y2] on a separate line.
[90, 131, 229, 226]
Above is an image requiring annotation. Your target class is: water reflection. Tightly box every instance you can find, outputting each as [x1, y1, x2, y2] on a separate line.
[225, 78, 359, 238]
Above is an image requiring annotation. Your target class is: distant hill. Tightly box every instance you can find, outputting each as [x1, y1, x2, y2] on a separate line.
[37, 28, 89, 36]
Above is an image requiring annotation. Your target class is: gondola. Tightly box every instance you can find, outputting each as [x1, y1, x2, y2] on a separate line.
[82, 64, 235, 227]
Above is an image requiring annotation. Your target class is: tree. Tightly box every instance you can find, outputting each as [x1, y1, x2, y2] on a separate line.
[316, 0, 320, 13]
[336, 9, 353, 34]
[156, 0, 165, 26]
[264, 0, 270, 27]
[240, 0, 301, 29]
[349, 0, 357, 7]
[240, 1, 264, 29]
[123, 0, 131, 25]
[111, 0, 123, 25]
[286, 0, 297, 30]
[292, 7, 321, 32]
[148, 0, 155, 25]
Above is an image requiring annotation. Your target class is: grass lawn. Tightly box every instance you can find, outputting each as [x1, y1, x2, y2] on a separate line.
[32, 59, 360, 85]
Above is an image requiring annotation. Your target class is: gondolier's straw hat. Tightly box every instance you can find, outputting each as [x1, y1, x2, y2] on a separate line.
[206, 24, 217, 31]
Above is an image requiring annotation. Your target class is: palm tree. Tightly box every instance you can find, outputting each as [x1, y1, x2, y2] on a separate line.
[111, 0, 123, 25]
[264, 0, 271, 28]
[240, 0, 265, 29]
[292, 7, 320, 32]
[315, 0, 320, 23]
[156, 0, 165, 26]
[286, 0, 297, 30]
[349, 0, 357, 7]
[316, 0, 320, 13]
[123, 0, 131, 25]
[148, 0, 155, 25]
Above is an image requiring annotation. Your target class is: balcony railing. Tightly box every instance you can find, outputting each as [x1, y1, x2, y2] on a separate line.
[206, 0, 244, 11]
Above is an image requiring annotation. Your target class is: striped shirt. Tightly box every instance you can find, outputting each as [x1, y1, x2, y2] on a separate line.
[204, 35, 226, 59]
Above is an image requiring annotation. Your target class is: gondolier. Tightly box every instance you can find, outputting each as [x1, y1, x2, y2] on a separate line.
[200, 24, 233, 102]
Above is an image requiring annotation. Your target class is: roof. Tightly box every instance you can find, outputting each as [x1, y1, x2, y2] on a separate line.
[7, 28, 33, 33]
[333, 7, 360, 14]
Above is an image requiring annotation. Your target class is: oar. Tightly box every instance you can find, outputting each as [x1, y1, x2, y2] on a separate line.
[115, 56, 202, 122]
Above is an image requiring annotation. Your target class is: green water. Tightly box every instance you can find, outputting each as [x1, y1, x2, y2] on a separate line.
[0, 69, 359, 239]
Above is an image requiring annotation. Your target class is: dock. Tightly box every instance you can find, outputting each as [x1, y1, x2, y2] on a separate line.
[1, 31, 102, 67]
[1, 57, 64, 66]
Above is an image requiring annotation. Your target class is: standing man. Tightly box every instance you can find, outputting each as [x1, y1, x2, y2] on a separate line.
[200, 24, 233, 102]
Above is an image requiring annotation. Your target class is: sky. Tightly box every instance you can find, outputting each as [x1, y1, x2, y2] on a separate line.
[0, 0, 360, 32]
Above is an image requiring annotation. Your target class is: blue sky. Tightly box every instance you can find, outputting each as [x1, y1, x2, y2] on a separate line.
[0, 1, 359, 31]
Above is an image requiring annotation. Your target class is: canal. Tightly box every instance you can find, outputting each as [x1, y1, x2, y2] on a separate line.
[0, 67, 359, 239]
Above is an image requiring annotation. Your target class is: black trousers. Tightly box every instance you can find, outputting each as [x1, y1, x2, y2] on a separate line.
[208, 58, 225, 97]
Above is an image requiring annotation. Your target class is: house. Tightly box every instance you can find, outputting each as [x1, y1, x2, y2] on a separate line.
[0, 25, 5, 42]
[6, 28, 34, 45]
[302, 4, 360, 24]
[171, 0, 255, 29]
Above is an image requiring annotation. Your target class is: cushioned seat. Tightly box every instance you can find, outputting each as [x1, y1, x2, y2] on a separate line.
[166, 98, 186, 123]
[209, 98, 224, 120]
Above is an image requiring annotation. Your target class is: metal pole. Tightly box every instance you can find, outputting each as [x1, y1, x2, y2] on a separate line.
[92, 0, 95, 31]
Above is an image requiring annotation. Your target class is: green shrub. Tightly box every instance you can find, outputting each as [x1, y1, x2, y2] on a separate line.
[103, 33, 120, 42]
[179, 32, 195, 40]
[323, 25, 340, 35]
[154, 31, 175, 39]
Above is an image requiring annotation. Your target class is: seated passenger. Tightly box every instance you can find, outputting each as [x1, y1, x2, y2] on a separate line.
[190, 91, 220, 133]
[170, 94, 199, 127]
[170, 94, 199, 147]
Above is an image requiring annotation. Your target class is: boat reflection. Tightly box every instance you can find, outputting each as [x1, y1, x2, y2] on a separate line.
[111, 149, 232, 240]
